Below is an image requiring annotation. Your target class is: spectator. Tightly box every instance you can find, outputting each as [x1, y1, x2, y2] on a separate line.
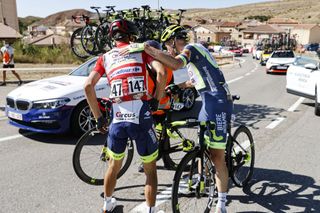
[0, 41, 23, 86]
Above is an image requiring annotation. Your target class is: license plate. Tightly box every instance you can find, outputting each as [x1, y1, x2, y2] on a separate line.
[8, 111, 23, 120]
[277, 66, 287, 69]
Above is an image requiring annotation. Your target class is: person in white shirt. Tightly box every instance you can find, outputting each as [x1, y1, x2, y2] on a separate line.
[0, 41, 22, 86]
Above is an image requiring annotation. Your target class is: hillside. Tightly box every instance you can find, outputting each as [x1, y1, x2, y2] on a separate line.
[32, 9, 93, 26]
[183, 0, 320, 24]
[18, 16, 43, 33]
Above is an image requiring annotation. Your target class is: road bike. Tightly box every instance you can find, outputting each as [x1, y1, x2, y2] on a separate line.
[171, 95, 255, 213]
[72, 86, 197, 185]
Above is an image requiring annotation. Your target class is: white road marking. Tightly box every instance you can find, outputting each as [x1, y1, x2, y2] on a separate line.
[288, 97, 305, 112]
[0, 117, 8, 121]
[266, 117, 285, 129]
[0, 132, 34, 143]
[129, 186, 171, 212]
[227, 76, 244, 84]
[245, 73, 251, 76]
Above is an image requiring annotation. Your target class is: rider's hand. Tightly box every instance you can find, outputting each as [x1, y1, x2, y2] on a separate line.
[96, 116, 108, 134]
[148, 98, 159, 112]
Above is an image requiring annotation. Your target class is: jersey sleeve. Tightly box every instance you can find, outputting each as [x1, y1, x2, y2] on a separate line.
[93, 56, 105, 77]
[177, 44, 194, 67]
[143, 52, 154, 65]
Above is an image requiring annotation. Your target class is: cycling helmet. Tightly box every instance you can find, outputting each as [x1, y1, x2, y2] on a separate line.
[145, 40, 162, 50]
[109, 19, 139, 40]
[160, 25, 189, 43]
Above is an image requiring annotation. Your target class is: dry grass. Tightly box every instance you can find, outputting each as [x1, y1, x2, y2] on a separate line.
[183, 0, 320, 23]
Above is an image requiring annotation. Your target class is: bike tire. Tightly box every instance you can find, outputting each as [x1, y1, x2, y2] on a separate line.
[81, 24, 99, 55]
[162, 122, 198, 170]
[70, 27, 90, 59]
[228, 125, 255, 187]
[72, 128, 134, 185]
[171, 149, 216, 213]
[95, 24, 113, 54]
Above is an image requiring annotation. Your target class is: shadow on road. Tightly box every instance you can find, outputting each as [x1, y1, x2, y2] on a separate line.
[18, 129, 78, 145]
[229, 167, 320, 212]
[233, 104, 286, 129]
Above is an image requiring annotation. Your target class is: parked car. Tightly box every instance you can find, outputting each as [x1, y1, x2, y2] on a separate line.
[5, 57, 197, 135]
[223, 46, 243, 56]
[306, 43, 319, 52]
[260, 49, 273, 66]
[286, 57, 320, 115]
[239, 45, 249, 53]
[266, 50, 295, 74]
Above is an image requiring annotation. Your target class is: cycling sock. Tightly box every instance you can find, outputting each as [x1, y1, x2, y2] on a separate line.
[103, 196, 114, 211]
[147, 206, 155, 213]
[217, 192, 227, 209]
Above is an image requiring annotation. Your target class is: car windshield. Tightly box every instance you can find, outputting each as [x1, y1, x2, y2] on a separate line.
[272, 51, 294, 58]
[69, 57, 99, 77]
[294, 57, 319, 68]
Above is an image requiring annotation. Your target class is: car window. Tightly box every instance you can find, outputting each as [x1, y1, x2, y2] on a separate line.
[293, 57, 319, 68]
[70, 58, 100, 77]
[272, 51, 294, 58]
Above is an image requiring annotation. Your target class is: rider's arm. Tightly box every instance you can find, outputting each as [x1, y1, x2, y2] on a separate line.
[144, 43, 191, 71]
[84, 57, 104, 120]
[148, 57, 167, 101]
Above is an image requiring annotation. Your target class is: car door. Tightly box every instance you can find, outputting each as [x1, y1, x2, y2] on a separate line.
[287, 57, 317, 98]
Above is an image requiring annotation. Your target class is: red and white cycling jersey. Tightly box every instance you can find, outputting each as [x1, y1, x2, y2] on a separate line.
[94, 42, 153, 102]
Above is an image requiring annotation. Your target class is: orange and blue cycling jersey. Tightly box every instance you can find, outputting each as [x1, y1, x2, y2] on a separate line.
[147, 66, 174, 115]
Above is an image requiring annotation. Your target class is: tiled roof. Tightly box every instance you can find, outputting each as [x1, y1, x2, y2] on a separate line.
[267, 18, 299, 24]
[242, 24, 285, 33]
[292, 24, 319, 30]
[0, 23, 22, 39]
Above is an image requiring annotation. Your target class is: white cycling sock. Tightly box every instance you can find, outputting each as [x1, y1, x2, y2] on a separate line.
[103, 196, 114, 211]
[148, 206, 155, 213]
[216, 192, 227, 209]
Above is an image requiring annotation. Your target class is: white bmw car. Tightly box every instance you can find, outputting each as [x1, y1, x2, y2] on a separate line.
[286, 56, 320, 115]
[266, 50, 295, 74]
[5, 57, 109, 135]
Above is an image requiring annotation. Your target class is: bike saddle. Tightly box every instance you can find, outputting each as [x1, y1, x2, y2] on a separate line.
[179, 9, 187, 13]
[141, 5, 150, 10]
[90, 6, 101, 10]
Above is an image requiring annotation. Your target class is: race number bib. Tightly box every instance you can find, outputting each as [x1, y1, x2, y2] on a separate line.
[127, 76, 145, 94]
[110, 79, 123, 98]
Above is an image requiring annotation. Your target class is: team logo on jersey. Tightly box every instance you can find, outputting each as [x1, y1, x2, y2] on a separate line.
[115, 112, 137, 120]
[109, 66, 142, 78]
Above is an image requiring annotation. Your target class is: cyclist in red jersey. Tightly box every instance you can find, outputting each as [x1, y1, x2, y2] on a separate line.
[84, 19, 166, 213]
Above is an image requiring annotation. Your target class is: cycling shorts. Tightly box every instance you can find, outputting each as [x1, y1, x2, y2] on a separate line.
[107, 100, 158, 163]
[198, 91, 233, 149]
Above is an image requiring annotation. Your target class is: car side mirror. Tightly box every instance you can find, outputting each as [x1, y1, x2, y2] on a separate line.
[304, 63, 317, 71]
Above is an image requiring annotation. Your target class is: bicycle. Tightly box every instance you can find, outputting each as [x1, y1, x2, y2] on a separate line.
[72, 87, 197, 186]
[70, 15, 91, 59]
[171, 95, 255, 213]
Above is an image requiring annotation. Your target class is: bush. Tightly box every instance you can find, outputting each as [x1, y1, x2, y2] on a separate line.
[13, 41, 84, 64]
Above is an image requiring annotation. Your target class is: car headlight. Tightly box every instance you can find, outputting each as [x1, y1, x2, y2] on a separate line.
[32, 98, 70, 109]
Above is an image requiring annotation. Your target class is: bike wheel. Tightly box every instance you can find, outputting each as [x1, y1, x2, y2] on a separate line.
[95, 24, 113, 53]
[70, 28, 90, 59]
[81, 24, 99, 55]
[228, 125, 255, 187]
[171, 149, 216, 213]
[72, 128, 134, 185]
[162, 122, 198, 170]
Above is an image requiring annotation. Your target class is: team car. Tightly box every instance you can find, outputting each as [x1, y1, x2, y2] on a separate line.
[260, 49, 273, 66]
[5, 57, 198, 135]
[266, 50, 295, 74]
[286, 56, 320, 116]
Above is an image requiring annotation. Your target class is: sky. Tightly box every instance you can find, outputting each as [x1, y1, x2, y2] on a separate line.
[16, 0, 275, 18]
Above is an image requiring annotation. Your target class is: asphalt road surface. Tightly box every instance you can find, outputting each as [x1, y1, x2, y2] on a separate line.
[0, 55, 319, 213]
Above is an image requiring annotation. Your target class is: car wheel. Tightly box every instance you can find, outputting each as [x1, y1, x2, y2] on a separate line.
[315, 88, 320, 116]
[71, 101, 96, 136]
[180, 88, 196, 110]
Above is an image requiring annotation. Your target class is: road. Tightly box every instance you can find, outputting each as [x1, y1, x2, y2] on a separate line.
[0, 55, 319, 213]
